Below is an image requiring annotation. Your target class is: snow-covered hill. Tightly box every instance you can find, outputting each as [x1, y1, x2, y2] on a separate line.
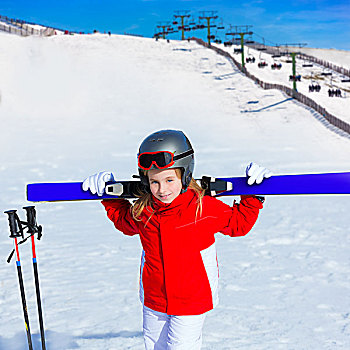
[214, 43, 350, 125]
[0, 33, 349, 349]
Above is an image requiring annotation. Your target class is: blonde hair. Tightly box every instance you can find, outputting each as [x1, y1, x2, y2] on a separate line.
[131, 168, 205, 222]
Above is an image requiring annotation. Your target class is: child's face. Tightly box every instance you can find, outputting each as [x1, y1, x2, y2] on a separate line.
[148, 168, 182, 203]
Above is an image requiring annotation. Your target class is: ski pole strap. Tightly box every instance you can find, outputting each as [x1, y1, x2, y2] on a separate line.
[6, 227, 43, 263]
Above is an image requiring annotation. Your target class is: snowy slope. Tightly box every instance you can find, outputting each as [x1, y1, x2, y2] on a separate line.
[214, 43, 350, 125]
[288, 47, 350, 70]
[0, 33, 350, 349]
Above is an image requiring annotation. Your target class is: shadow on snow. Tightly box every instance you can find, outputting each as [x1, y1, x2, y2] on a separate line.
[0, 329, 143, 349]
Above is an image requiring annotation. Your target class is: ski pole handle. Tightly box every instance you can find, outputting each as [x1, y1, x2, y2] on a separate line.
[23, 206, 36, 232]
[23, 206, 43, 239]
[4, 210, 23, 238]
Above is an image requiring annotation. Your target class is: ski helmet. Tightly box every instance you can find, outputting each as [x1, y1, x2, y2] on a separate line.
[137, 129, 195, 190]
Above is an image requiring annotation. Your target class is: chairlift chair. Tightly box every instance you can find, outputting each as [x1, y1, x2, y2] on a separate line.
[271, 63, 282, 70]
[258, 61, 268, 68]
[302, 57, 313, 67]
[245, 47, 255, 63]
[258, 53, 267, 68]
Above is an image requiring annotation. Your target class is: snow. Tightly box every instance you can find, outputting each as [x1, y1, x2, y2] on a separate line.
[213, 43, 350, 125]
[0, 32, 350, 349]
[288, 47, 350, 71]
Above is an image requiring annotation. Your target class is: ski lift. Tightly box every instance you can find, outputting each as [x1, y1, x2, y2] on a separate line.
[289, 75, 301, 81]
[271, 51, 282, 69]
[173, 21, 178, 25]
[234, 48, 242, 54]
[224, 41, 233, 47]
[216, 18, 224, 30]
[257, 43, 267, 51]
[189, 17, 196, 26]
[258, 62, 268, 68]
[302, 57, 313, 67]
[245, 47, 255, 63]
[271, 63, 282, 70]
[271, 53, 282, 69]
[258, 53, 267, 68]
[257, 51, 267, 68]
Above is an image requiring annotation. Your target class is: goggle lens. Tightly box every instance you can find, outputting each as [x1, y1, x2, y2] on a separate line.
[138, 151, 175, 170]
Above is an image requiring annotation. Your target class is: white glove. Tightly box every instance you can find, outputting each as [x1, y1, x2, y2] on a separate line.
[246, 162, 272, 185]
[82, 171, 115, 196]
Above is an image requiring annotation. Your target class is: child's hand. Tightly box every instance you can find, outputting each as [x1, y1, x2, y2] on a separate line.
[246, 162, 272, 185]
[82, 171, 115, 196]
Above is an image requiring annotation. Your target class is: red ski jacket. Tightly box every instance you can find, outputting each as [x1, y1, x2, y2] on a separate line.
[102, 189, 263, 316]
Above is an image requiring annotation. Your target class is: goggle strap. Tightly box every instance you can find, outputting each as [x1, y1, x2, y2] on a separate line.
[173, 149, 194, 161]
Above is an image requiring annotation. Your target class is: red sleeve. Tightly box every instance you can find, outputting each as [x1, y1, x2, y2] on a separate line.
[101, 199, 140, 236]
[219, 196, 264, 237]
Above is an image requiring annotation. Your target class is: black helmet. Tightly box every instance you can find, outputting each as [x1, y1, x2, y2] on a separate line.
[137, 129, 194, 190]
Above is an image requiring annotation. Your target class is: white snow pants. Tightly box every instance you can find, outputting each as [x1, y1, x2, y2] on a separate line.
[143, 305, 207, 350]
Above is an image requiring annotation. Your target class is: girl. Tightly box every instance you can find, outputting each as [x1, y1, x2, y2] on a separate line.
[82, 129, 271, 349]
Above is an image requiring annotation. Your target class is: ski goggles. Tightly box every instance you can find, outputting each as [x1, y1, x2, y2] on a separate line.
[138, 149, 194, 170]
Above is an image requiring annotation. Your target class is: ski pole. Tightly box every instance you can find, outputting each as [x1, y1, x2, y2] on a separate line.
[5, 210, 33, 350]
[23, 206, 46, 350]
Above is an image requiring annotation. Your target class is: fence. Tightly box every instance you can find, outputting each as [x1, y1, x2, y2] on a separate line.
[296, 53, 350, 79]
[192, 38, 350, 136]
[0, 15, 57, 36]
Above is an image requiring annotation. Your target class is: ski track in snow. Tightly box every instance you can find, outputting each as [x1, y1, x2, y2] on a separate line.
[0, 33, 349, 349]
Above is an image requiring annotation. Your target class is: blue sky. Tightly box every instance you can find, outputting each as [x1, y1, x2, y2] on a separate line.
[1, 0, 349, 50]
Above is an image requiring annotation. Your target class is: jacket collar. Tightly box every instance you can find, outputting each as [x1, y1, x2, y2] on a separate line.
[151, 188, 196, 214]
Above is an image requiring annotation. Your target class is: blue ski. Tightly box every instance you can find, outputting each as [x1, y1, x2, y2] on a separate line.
[26, 172, 350, 202]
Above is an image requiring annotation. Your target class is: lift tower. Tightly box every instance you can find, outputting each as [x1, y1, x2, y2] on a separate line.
[199, 11, 218, 46]
[156, 22, 172, 39]
[226, 25, 253, 70]
[174, 10, 191, 40]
